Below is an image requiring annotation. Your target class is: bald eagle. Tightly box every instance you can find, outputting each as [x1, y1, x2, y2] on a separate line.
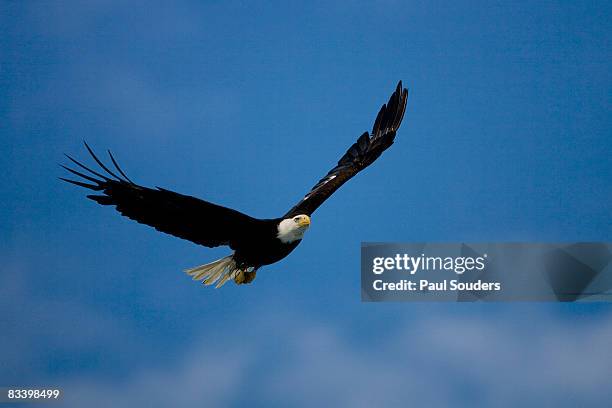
[61, 82, 408, 287]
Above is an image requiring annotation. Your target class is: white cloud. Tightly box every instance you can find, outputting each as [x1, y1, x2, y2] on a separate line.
[64, 347, 250, 408]
[2, 260, 610, 407]
[57, 310, 612, 407]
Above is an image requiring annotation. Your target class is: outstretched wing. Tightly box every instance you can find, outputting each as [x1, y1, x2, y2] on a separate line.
[61, 143, 265, 248]
[285, 81, 408, 217]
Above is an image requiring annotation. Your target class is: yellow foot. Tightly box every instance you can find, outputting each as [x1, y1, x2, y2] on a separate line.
[234, 269, 257, 285]
[243, 270, 257, 283]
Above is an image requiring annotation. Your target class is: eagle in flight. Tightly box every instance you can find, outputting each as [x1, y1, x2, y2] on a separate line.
[61, 82, 408, 287]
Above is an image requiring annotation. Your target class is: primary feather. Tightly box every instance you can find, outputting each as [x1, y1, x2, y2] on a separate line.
[61, 142, 266, 249]
[285, 81, 408, 217]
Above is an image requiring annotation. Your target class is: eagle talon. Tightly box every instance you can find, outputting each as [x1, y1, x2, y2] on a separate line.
[243, 270, 257, 283]
[234, 269, 257, 285]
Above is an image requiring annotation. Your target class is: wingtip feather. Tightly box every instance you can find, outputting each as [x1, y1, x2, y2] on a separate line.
[83, 141, 123, 181]
[59, 177, 103, 190]
[107, 149, 135, 184]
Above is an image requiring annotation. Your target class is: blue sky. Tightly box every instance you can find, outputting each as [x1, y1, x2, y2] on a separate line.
[1, 1, 611, 406]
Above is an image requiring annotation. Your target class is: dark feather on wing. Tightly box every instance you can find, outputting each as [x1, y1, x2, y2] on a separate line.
[285, 81, 408, 217]
[61, 142, 266, 249]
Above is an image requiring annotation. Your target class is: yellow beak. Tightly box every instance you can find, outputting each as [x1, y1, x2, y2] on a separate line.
[298, 216, 311, 227]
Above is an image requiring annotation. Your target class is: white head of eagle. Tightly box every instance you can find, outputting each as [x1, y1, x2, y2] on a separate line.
[61, 81, 408, 287]
[277, 214, 311, 243]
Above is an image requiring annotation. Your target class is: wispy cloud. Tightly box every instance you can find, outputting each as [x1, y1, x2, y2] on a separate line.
[57, 310, 612, 407]
[64, 347, 250, 408]
[3, 259, 610, 407]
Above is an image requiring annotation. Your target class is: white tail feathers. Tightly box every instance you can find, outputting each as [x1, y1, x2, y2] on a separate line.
[185, 256, 239, 288]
